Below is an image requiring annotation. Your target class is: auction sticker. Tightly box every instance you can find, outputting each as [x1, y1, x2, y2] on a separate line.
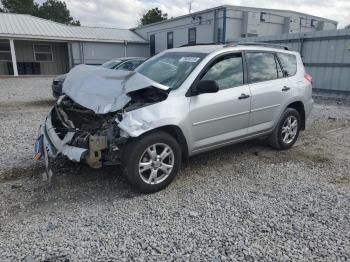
[179, 57, 200, 63]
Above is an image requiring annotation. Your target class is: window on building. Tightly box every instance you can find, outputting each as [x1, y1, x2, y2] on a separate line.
[150, 34, 155, 56]
[0, 41, 11, 61]
[201, 54, 244, 90]
[188, 28, 196, 45]
[241, 33, 259, 38]
[246, 52, 278, 83]
[167, 32, 174, 49]
[33, 44, 53, 62]
[277, 53, 297, 77]
[217, 28, 222, 43]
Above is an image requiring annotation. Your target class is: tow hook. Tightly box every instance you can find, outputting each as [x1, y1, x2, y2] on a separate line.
[86, 135, 108, 169]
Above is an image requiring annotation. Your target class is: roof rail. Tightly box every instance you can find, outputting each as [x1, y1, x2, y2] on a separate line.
[179, 42, 220, 47]
[224, 42, 289, 50]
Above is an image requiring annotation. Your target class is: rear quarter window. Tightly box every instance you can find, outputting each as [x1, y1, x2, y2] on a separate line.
[246, 52, 278, 83]
[277, 53, 297, 77]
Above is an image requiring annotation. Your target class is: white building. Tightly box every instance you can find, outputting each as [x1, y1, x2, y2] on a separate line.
[0, 13, 149, 76]
[132, 5, 338, 55]
[0, 6, 338, 76]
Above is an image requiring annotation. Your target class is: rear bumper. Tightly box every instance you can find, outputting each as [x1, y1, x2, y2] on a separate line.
[305, 98, 314, 119]
[39, 111, 87, 162]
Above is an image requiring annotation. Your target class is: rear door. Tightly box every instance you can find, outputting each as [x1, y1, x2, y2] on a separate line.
[246, 51, 292, 134]
[189, 52, 251, 151]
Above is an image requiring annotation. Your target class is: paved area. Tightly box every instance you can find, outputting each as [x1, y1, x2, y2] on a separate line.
[0, 78, 349, 261]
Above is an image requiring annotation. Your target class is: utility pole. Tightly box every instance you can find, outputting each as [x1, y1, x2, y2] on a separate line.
[187, 0, 193, 14]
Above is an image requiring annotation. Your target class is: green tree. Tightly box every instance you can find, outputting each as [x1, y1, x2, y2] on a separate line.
[1, 0, 38, 14]
[37, 0, 80, 25]
[0, 0, 80, 25]
[140, 7, 167, 26]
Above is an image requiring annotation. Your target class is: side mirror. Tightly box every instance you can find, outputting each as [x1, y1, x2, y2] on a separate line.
[192, 80, 219, 96]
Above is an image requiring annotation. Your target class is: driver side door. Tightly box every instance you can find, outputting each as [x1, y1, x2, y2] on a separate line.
[189, 53, 251, 152]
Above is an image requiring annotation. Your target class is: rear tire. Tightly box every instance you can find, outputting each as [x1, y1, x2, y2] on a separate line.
[122, 131, 181, 193]
[269, 108, 301, 150]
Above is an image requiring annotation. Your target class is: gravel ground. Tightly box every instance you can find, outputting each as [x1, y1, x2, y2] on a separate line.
[0, 77, 55, 176]
[0, 78, 349, 261]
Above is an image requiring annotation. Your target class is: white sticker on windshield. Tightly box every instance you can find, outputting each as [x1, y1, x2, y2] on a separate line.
[179, 57, 200, 63]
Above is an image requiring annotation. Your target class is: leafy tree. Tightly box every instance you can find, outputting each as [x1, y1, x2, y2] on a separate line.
[140, 7, 167, 26]
[37, 0, 80, 25]
[1, 0, 38, 14]
[0, 0, 80, 25]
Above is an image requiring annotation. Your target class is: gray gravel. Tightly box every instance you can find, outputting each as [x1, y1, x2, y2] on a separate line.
[0, 77, 55, 176]
[0, 78, 349, 261]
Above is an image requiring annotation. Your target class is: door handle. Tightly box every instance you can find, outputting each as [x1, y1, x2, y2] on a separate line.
[238, 93, 250, 99]
[282, 86, 291, 92]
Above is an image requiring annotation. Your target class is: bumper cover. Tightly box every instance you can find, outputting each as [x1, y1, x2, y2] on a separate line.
[39, 112, 87, 162]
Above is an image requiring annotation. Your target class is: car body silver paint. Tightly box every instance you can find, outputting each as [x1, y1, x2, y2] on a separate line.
[42, 44, 313, 162]
[117, 45, 314, 156]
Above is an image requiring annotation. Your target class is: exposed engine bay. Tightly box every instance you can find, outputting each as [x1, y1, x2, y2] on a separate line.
[50, 86, 168, 168]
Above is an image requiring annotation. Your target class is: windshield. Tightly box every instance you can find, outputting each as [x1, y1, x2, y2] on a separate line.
[100, 60, 122, 69]
[136, 52, 206, 90]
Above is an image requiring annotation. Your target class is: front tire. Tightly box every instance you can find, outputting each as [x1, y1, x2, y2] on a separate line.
[269, 108, 301, 150]
[122, 131, 181, 193]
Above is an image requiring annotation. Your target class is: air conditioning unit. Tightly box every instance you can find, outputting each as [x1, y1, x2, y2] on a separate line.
[284, 17, 300, 33]
[242, 11, 260, 36]
[260, 12, 267, 22]
[311, 19, 318, 28]
[317, 21, 325, 30]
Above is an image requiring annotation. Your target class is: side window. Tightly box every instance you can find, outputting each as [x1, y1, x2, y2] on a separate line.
[132, 60, 144, 69]
[117, 61, 135, 71]
[277, 53, 297, 77]
[33, 44, 53, 62]
[201, 54, 244, 90]
[246, 52, 278, 83]
[0, 41, 11, 61]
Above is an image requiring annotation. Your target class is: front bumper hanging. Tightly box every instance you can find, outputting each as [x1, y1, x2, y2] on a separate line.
[36, 112, 88, 162]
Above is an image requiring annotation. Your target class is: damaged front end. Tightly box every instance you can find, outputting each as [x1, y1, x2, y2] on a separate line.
[36, 91, 169, 170]
[38, 95, 127, 168]
[35, 65, 170, 170]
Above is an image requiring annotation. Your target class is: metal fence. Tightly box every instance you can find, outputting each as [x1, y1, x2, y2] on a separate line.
[241, 29, 350, 93]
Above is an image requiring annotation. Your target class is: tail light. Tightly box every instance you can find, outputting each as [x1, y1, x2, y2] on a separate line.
[304, 73, 313, 84]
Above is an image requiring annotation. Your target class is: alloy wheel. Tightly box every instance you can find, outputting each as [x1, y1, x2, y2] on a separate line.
[281, 115, 298, 144]
[138, 143, 175, 185]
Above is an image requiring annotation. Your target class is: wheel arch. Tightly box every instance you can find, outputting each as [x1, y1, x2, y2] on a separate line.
[134, 125, 190, 164]
[286, 101, 305, 130]
[156, 125, 189, 164]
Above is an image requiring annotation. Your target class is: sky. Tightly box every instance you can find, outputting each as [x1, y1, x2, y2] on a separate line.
[2, 0, 349, 28]
[59, 0, 350, 29]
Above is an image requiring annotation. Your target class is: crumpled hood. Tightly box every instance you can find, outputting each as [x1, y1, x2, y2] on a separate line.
[62, 64, 169, 114]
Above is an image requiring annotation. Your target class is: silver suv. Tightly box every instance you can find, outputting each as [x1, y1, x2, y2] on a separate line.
[35, 43, 314, 193]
